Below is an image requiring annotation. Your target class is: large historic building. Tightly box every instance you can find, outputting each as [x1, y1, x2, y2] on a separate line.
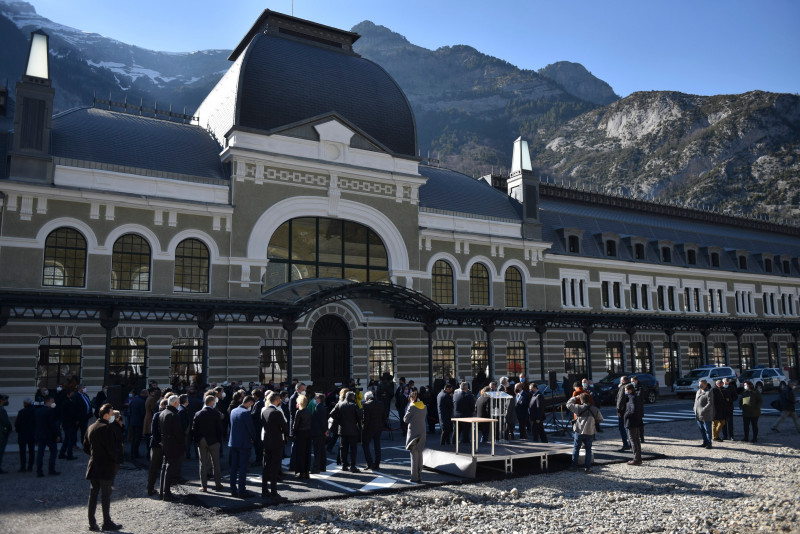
[1, 11, 799, 407]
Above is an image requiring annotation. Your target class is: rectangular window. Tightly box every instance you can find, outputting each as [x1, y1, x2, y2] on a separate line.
[109, 337, 147, 394]
[171, 338, 203, 390]
[433, 341, 456, 381]
[369, 340, 394, 383]
[740, 343, 755, 372]
[668, 287, 676, 311]
[634, 342, 652, 373]
[768, 342, 779, 368]
[634, 243, 645, 260]
[601, 281, 610, 308]
[663, 342, 679, 387]
[37, 337, 82, 390]
[712, 343, 727, 366]
[564, 342, 587, 376]
[471, 341, 489, 381]
[688, 343, 703, 370]
[631, 283, 639, 309]
[605, 342, 623, 373]
[687, 249, 696, 265]
[260, 340, 287, 386]
[641, 285, 649, 310]
[657, 286, 665, 311]
[613, 282, 622, 308]
[506, 341, 526, 377]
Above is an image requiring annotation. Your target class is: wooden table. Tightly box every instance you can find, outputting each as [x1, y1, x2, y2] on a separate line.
[452, 417, 498, 456]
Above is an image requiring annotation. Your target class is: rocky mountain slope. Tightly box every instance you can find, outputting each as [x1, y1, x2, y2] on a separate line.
[532, 90, 800, 221]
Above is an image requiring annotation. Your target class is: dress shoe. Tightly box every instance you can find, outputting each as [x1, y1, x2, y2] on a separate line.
[627, 460, 642, 465]
[215, 484, 225, 491]
[102, 521, 122, 531]
[162, 494, 176, 502]
[349, 467, 360, 473]
[147, 489, 157, 496]
[310, 470, 320, 474]
[230, 491, 239, 498]
[617, 446, 631, 452]
[713, 438, 723, 442]
[88, 523, 101, 532]
[239, 490, 253, 499]
[270, 493, 288, 502]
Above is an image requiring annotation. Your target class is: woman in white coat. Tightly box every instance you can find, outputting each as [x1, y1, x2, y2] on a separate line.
[403, 389, 427, 483]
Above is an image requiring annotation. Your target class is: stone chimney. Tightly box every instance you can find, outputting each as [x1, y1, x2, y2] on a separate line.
[9, 29, 54, 183]
[507, 137, 541, 240]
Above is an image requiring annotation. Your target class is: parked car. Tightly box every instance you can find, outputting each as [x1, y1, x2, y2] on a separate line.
[738, 367, 788, 393]
[532, 380, 566, 409]
[673, 365, 738, 398]
[595, 372, 660, 404]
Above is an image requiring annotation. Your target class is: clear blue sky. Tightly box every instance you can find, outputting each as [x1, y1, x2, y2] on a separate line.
[25, 0, 800, 97]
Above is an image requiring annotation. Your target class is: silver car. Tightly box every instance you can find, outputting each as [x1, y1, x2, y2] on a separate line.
[673, 365, 738, 398]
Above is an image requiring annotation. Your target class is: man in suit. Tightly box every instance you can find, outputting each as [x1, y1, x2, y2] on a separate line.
[475, 387, 492, 443]
[261, 391, 289, 502]
[310, 392, 329, 474]
[330, 391, 363, 472]
[84, 403, 122, 532]
[250, 388, 265, 467]
[76, 384, 93, 443]
[623, 384, 645, 466]
[193, 394, 225, 492]
[58, 388, 80, 460]
[127, 389, 147, 459]
[184, 386, 204, 460]
[361, 390, 386, 470]
[158, 395, 184, 500]
[437, 383, 454, 445]
[146, 399, 167, 496]
[287, 383, 305, 472]
[142, 387, 159, 459]
[35, 395, 61, 477]
[452, 382, 475, 443]
[228, 394, 256, 498]
[15, 397, 36, 471]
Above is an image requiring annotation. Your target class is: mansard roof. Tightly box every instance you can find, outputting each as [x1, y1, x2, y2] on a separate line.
[418, 165, 523, 221]
[50, 107, 227, 183]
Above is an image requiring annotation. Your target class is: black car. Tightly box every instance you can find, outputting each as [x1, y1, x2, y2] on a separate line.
[595, 372, 660, 405]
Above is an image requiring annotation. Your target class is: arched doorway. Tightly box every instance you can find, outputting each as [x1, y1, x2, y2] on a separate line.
[311, 315, 351, 394]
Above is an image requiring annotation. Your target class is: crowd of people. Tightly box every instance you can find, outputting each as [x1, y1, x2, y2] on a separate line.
[0, 372, 798, 531]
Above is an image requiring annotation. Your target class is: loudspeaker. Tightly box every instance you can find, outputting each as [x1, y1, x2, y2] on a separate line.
[548, 370, 557, 391]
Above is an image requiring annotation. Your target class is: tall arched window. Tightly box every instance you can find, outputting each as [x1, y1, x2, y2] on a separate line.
[504, 266, 523, 308]
[432, 260, 454, 304]
[112, 234, 151, 291]
[174, 238, 210, 293]
[469, 263, 490, 306]
[43, 228, 87, 287]
[265, 217, 389, 289]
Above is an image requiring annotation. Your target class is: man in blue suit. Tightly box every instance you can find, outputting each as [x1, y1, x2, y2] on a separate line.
[228, 394, 256, 498]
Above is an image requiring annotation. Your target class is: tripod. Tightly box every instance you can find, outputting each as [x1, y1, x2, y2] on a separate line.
[545, 390, 570, 436]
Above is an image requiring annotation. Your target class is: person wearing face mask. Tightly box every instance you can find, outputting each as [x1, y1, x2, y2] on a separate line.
[710, 379, 728, 442]
[771, 379, 800, 434]
[84, 403, 122, 532]
[694, 379, 714, 448]
[146, 399, 168, 497]
[192, 394, 225, 492]
[34, 395, 61, 477]
[739, 381, 762, 443]
[623, 384, 644, 465]
[721, 377, 738, 440]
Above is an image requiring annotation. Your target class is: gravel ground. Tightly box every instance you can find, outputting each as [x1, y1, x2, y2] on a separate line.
[1, 418, 798, 534]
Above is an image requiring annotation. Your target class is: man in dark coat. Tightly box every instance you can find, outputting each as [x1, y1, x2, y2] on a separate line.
[615, 376, 632, 451]
[15, 398, 37, 471]
[34, 395, 61, 477]
[184, 387, 204, 460]
[261, 391, 289, 502]
[377, 373, 394, 420]
[329, 391, 362, 472]
[146, 398, 167, 496]
[192, 394, 225, 492]
[437, 383, 454, 445]
[287, 383, 305, 472]
[158, 395, 184, 500]
[710, 380, 728, 442]
[228, 395, 256, 498]
[76, 384, 94, 443]
[127, 389, 147, 459]
[514, 383, 529, 440]
[475, 388, 492, 443]
[58, 389, 80, 460]
[452, 382, 475, 443]
[721, 377, 738, 440]
[250, 388, 266, 467]
[310, 393, 329, 473]
[361, 391, 386, 470]
[84, 403, 122, 531]
[623, 384, 644, 465]
[528, 383, 547, 442]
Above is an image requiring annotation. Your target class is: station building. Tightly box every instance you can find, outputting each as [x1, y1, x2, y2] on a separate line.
[1, 11, 799, 407]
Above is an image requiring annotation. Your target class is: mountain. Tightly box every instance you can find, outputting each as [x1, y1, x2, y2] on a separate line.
[351, 21, 603, 174]
[0, 0, 230, 112]
[537, 61, 618, 105]
[531, 90, 800, 222]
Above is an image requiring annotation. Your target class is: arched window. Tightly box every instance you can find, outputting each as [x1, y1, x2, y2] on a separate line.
[112, 234, 151, 291]
[504, 266, 523, 308]
[470, 263, 490, 306]
[43, 228, 87, 287]
[265, 217, 389, 289]
[174, 238, 210, 293]
[432, 260, 454, 304]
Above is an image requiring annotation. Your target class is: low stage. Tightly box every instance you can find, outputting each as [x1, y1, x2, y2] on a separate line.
[422, 440, 573, 478]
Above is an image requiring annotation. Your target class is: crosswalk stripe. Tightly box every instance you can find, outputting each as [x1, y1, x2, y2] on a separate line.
[359, 476, 397, 492]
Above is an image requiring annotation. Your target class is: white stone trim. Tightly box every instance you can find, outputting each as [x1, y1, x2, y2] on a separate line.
[165, 230, 222, 263]
[102, 224, 166, 258]
[34, 217, 101, 252]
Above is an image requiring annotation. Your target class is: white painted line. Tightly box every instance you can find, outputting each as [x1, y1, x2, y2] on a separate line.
[359, 476, 397, 492]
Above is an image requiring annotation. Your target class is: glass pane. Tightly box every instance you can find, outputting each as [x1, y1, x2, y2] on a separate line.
[268, 221, 290, 260]
[265, 262, 288, 289]
[291, 218, 317, 262]
[369, 231, 388, 268]
[368, 268, 390, 283]
[318, 264, 343, 279]
[291, 263, 314, 281]
[344, 267, 367, 283]
[344, 221, 368, 266]
[318, 218, 343, 264]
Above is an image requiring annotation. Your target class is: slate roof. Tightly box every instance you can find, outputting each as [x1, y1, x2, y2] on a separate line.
[417, 165, 522, 221]
[540, 197, 800, 276]
[51, 107, 227, 182]
[236, 33, 417, 158]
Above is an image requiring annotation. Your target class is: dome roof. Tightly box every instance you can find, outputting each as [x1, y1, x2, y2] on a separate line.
[235, 32, 417, 157]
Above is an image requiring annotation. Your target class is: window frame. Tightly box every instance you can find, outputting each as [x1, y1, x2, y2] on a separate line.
[173, 238, 210, 293]
[111, 233, 152, 291]
[504, 266, 523, 308]
[432, 259, 455, 305]
[469, 262, 491, 306]
[42, 227, 88, 288]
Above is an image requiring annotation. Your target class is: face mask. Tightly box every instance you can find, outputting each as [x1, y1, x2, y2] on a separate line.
[582, 383, 588, 389]
[44, 390, 49, 396]
[744, 385, 750, 390]
[129, 393, 133, 398]
[723, 385, 728, 388]
[50, 403, 56, 409]
[109, 415, 116, 423]
[222, 392, 226, 399]
[56, 387, 62, 392]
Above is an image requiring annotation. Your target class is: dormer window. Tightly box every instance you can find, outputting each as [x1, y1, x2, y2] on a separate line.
[764, 258, 773, 273]
[634, 243, 645, 260]
[598, 232, 620, 258]
[606, 240, 617, 257]
[661, 247, 672, 263]
[687, 249, 696, 265]
[739, 255, 748, 270]
[783, 259, 791, 274]
[568, 235, 580, 253]
[711, 252, 720, 267]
